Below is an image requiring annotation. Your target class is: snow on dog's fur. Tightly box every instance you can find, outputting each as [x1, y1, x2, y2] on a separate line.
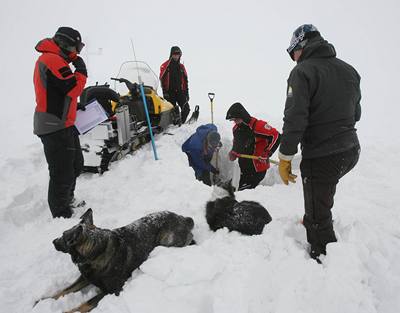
[206, 180, 272, 235]
[36, 209, 194, 312]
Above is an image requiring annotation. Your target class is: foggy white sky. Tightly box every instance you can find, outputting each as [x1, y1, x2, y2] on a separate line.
[1, 0, 399, 156]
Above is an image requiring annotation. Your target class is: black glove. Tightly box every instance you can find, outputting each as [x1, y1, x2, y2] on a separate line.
[163, 92, 169, 100]
[77, 103, 86, 111]
[72, 56, 87, 76]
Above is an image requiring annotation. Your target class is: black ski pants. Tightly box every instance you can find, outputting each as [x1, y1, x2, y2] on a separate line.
[198, 170, 212, 186]
[300, 146, 360, 256]
[238, 171, 266, 191]
[40, 127, 83, 218]
[166, 90, 190, 124]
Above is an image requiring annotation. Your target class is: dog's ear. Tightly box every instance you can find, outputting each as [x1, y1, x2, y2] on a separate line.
[80, 208, 94, 226]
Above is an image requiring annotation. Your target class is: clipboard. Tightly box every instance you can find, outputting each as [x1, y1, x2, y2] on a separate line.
[75, 100, 109, 134]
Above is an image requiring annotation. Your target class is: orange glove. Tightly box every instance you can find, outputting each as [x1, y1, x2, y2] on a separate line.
[278, 158, 297, 185]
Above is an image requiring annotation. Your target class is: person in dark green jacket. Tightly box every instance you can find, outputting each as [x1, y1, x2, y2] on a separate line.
[278, 24, 361, 263]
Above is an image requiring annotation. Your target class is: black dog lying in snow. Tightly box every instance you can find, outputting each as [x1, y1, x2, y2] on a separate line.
[206, 180, 272, 235]
[37, 209, 194, 313]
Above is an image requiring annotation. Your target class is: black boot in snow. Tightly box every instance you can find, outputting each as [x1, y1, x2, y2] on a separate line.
[309, 248, 324, 264]
[51, 207, 73, 219]
[70, 198, 86, 208]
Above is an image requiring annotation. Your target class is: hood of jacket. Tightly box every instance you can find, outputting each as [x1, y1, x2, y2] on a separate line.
[298, 35, 336, 63]
[225, 102, 251, 124]
[35, 38, 75, 62]
[182, 123, 218, 153]
[194, 124, 218, 143]
[169, 46, 182, 62]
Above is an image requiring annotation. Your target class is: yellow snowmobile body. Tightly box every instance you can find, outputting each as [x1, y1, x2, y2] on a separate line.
[110, 85, 176, 130]
[78, 61, 180, 173]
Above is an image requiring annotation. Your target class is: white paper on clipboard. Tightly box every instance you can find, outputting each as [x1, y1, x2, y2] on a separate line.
[75, 100, 108, 134]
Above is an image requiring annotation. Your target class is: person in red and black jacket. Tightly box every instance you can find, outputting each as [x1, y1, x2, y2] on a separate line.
[226, 102, 280, 191]
[33, 27, 87, 218]
[159, 46, 190, 124]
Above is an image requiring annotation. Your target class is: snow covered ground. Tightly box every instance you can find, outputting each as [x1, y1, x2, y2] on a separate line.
[1, 116, 399, 313]
[1, 0, 400, 312]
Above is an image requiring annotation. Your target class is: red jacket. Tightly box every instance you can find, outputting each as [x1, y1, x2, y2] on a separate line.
[33, 38, 87, 135]
[159, 59, 188, 93]
[233, 117, 280, 173]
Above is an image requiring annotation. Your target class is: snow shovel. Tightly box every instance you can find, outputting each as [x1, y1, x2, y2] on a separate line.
[208, 92, 215, 124]
[207, 92, 220, 181]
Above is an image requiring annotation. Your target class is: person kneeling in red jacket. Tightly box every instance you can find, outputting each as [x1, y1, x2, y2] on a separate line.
[226, 102, 280, 191]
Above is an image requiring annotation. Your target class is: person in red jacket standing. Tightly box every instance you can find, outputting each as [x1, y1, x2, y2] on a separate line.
[159, 46, 190, 124]
[226, 102, 280, 190]
[33, 27, 87, 218]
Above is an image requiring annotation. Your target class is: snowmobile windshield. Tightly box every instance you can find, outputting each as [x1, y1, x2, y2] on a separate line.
[114, 61, 159, 95]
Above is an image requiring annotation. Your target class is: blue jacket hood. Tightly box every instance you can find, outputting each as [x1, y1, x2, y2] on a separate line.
[182, 124, 218, 177]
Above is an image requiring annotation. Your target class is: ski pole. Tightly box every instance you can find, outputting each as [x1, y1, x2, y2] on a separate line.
[208, 92, 215, 124]
[139, 82, 158, 160]
[235, 153, 279, 165]
[130, 38, 158, 160]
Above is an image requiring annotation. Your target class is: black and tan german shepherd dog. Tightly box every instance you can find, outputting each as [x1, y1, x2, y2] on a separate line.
[206, 180, 272, 235]
[35, 209, 194, 313]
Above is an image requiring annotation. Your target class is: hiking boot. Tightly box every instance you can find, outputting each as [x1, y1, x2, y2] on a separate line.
[309, 249, 323, 264]
[52, 207, 73, 219]
[70, 197, 86, 208]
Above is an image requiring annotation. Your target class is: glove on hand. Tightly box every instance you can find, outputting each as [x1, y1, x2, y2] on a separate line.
[278, 159, 297, 185]
[72, 56, 87, 76]
[229, 150, 239, 161]
[77, 103, 86, 111]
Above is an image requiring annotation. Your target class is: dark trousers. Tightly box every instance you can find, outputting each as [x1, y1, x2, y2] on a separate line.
[198, 171, 212, 186]
[238, 171, 266, 191]
[300, 146, 360, 256]
[40, 127, 84, 218]
[166, 90, 190, 124]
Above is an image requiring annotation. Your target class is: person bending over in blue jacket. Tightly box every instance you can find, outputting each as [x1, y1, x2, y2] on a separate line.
[182, 124, 222, 186]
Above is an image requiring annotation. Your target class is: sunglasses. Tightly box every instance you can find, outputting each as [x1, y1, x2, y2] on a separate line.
[62, 41, 85, 54]
[76, 42, 85, 53]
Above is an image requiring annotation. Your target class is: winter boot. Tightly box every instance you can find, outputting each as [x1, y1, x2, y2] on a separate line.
[309, 248, 323, 264]
[70, 197, 86, 208]
[51, 206, 73, 219]
[304, 215, 336, 263]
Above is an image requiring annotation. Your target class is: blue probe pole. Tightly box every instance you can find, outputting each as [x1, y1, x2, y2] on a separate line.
[139, 82, 158, 160]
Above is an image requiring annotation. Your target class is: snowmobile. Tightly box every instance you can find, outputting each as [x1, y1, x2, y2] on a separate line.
[79, 61, 185, 173]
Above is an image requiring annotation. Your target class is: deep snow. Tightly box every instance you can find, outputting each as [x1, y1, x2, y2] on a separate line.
[1, 117, 399, 313]
[1, 0, 400, 312]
